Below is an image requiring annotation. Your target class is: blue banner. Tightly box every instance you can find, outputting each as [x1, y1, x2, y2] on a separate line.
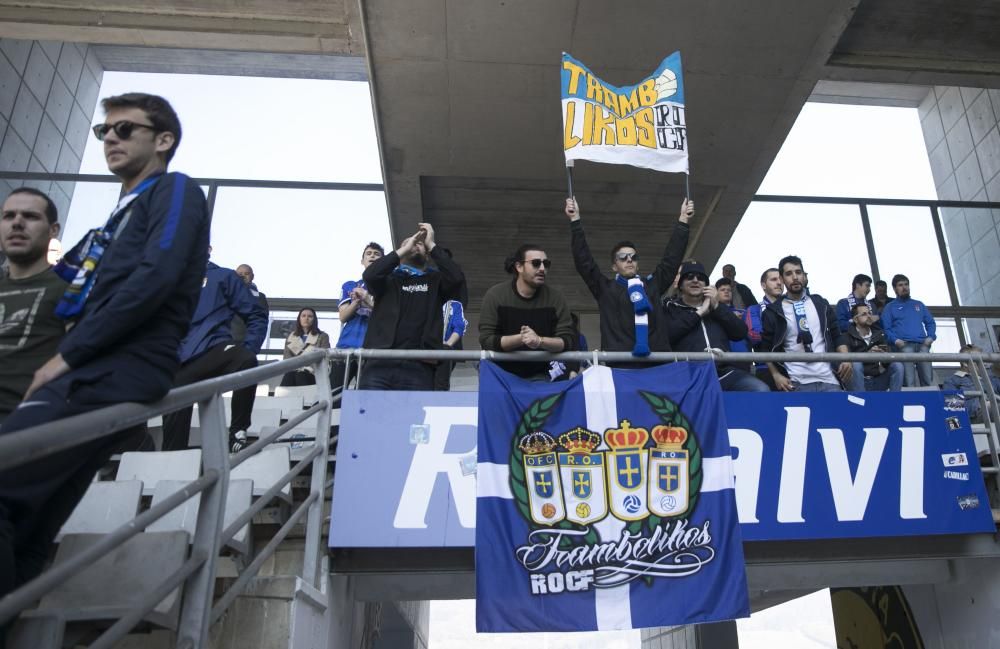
[475, 361, 749, 632]
[727, 390, 992, 541]
[328, 370, 995, 553]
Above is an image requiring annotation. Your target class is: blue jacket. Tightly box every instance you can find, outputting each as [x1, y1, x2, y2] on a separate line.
[881, 297, 935, 344]
[178, 261, 268, 363]
[58, 172, 210, 383]
[835, 295, 874, 333]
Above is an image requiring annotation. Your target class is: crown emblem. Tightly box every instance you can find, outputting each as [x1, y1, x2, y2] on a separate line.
[652, 425, 687, 450]
[519, 431, 558, 455]
[558, 427, 602, 454]
[604, 420, 649, 451]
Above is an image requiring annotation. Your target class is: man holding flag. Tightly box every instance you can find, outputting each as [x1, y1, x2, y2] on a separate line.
[566, 197, 693, 361]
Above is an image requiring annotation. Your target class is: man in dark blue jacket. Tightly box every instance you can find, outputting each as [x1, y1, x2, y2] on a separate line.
[161, 259, 268, 451]
[0, 93, 209, 598]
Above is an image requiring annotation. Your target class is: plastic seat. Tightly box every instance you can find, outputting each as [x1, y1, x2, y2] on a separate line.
[231, 446, 293, 504]
[57, 481, 143, 542]
[24, 531, 189, 630]
[146, 479, 254, 554]
[116, 450, 201, 497]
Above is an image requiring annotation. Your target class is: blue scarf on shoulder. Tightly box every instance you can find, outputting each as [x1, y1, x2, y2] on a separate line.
[616, 275, 651, 356]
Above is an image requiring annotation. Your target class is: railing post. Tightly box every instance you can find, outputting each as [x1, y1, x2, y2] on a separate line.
[176, 394, 230, 649]
[970, 354, 1000, 474]
[303, 354, 334, 589]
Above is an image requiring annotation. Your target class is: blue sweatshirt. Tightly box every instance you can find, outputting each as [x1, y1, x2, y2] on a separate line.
[177, 261, 268, 363]
[881, 296, 936, 345]
[58, 172, 210, 376]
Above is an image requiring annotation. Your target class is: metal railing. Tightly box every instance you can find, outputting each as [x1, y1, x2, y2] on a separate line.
[1, 347, 999, 648]
[0, 349, 334, 649]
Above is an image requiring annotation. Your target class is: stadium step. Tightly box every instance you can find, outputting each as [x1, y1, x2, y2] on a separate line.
[117, 450, 202, 497]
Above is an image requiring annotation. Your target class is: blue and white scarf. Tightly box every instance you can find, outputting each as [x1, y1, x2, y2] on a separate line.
[53, 174, 162, 319]
[617, 275, 651, 356]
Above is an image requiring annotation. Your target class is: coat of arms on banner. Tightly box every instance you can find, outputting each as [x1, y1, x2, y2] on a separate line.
[509, 391, 706, 589]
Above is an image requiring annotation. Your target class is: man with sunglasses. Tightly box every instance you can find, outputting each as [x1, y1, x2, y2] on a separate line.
[479, 244, 575, 380]
[759, 255, 851, 392]
[665, 262, 769, 391]
[0, 93, 209, 598]
[566, 197, 693, 362]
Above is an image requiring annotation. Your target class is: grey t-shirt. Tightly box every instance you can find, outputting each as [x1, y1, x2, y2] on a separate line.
[0, 268, 68, 422]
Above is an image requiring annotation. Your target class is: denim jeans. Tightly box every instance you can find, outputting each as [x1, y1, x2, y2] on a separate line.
[848, 361, 904, 391]
[792, 380, 842, 392]
[898, 342, 934, 387]
[719, 368, 771, 392]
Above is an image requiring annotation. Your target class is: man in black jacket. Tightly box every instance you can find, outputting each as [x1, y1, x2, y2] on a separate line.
[845, 303, 903, 392]
[665, 262, 769, 391]
[0, 93, 210, 597]
[566, 196, 693, 363]
[359, 222, 465, 390]
[759, 255, 852, 392]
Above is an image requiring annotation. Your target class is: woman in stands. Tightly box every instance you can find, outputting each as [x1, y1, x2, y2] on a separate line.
[280, 308, 330, 386]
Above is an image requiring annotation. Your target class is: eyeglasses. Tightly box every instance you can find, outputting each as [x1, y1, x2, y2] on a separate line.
[680, 272, 703, 282]
[91, 120, 158, 141]
[615, 252, 639, 262]
[523, 258, 551, 269]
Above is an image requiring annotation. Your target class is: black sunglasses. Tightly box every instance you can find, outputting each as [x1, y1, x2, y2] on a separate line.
[680, 272, 704, 282]
[91, 120, 158, 141]
[523, 258, 551, 269]
[615, 252, 639, 262]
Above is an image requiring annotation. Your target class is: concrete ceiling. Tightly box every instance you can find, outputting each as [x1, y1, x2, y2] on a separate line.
[361, 0, 861, 312]
[3, 0, 1000, 315]
[361, 0, 1000, 314]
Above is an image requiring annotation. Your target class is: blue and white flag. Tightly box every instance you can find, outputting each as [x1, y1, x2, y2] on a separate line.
[561, 51, 687, 173]
[476, 361, 749, 633]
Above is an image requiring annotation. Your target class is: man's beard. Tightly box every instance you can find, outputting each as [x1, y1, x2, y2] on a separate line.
[410, 252, 426, 267]
[2, 246, 45, 266]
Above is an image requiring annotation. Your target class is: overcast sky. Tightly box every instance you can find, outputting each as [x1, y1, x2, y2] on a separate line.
[69, 74, 939, 648]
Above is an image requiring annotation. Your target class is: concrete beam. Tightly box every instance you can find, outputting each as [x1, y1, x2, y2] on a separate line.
[91, 45, 367, 81]
[0, 0, 363, 55]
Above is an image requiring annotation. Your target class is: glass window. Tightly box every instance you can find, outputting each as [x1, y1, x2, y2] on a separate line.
[714, 201, 871, 302]
[866, 205, 950, 306]
[208, 186, 391, 301]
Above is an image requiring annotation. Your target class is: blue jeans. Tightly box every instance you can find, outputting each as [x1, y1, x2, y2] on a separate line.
[719, 368, 771, 392]
[793, 380, 842, 392]
[848, 361, 904, 392]
[898, 342, 934, 387]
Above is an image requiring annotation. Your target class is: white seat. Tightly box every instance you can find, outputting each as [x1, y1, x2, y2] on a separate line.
[57, 481, 143, 542]
[274, 385, 318, 400]
[254, 395, 307, 419]
[28, 531, 189, 630]
[147, 479, 254, 554]
[255, 384, 273, 397]
[231, 446, 293, 504]
[116, 449, 202, 497]
[245, 408, 282, 433]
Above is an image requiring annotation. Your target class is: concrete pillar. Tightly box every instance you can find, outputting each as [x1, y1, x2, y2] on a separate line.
[0, 37, 103, 227]
[641, 621, 740, 649]
[916, 86, 1000, 350]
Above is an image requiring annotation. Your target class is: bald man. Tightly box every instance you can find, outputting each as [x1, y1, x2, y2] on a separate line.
[232, 263, 270, 344]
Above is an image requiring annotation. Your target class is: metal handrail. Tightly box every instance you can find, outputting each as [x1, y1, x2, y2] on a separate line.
[1, 346, 997, 646]
[0, 350, 335, 649]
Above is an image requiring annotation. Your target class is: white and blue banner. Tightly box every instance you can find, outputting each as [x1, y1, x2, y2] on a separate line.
[727, 390, 993, 540]
[561, 51, 687, 173]
[475, 361, 750, 632]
